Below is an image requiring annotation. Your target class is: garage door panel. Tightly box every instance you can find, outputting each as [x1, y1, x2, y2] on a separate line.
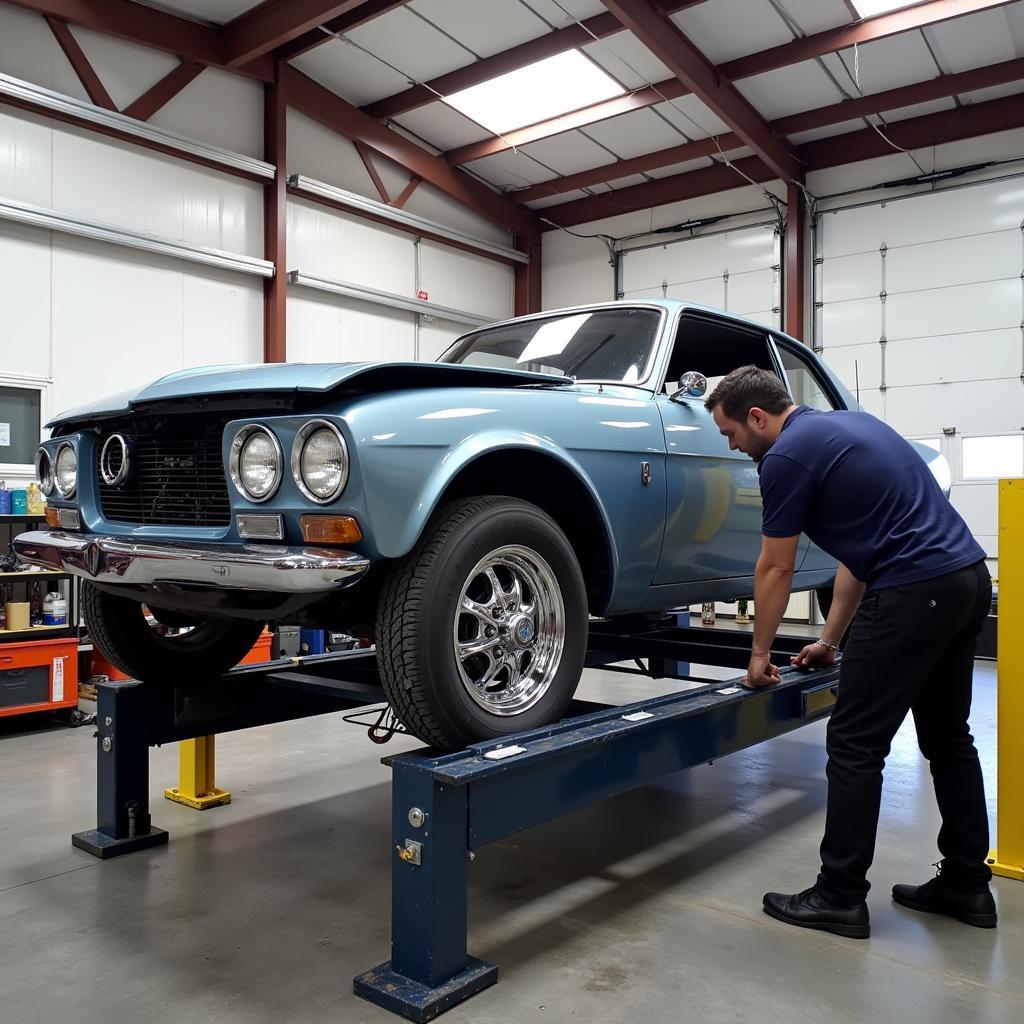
[885, 329, 1021, 385]
[739, 308, 777, 328]
[820, 251, 881, 303]
[950, 482, 998, 539]
[621, 245, 675, 293]
[819, 204, 890, 258]
[727, 268, 774, 314]
[820, 342, 882, 391]
[821, 296, 881, 347]
[720, 228, 778, 274]
[665, 277, 726, 308]
[976, 533, 997, 558]
[886, 231, 1021, 294]
[853, 387, 884, 418]
[883, 379, 1024, 436]
[886, 279, 1021, 340]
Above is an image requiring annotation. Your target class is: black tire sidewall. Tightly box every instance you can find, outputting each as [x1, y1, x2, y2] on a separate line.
[415, 501, 588, 744]
[83, 583, 263, 682]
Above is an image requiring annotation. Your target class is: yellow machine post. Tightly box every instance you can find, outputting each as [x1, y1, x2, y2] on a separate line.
[988, 478, 1024, 881]
[164, 736, 231, 810]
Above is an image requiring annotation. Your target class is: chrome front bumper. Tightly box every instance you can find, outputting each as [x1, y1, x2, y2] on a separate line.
[13, 531, 370, 593]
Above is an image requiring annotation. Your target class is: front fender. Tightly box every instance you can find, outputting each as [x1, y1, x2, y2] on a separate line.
[359, 426, 618, 572]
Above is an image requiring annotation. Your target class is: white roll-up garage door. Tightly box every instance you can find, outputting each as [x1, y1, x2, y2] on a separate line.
[619, 222, 781, 330]
[815, 178, 1024, 567]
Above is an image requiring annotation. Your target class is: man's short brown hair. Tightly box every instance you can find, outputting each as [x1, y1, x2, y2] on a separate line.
[703, 365, 792, 420]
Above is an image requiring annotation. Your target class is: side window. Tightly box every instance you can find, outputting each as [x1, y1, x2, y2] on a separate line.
[775, 343, 837, 411]
[664, 315, 776, 394]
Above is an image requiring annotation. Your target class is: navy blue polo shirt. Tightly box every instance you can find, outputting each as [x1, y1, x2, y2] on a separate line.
[758, 406, 985, 590]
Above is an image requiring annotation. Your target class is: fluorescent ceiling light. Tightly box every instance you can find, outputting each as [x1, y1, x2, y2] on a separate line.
[849, 1, 923, 16]
[445, 50, 624, 135]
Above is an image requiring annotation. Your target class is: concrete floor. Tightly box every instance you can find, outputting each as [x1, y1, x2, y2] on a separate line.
[0, 659, 1020, 1024]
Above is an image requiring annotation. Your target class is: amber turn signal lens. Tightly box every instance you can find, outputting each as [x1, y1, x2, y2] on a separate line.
[45, 507, 60, 527]
[300, 515, 362, 545]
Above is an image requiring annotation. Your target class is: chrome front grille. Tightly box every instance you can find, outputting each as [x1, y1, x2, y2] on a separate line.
[96, 416, 231, 527]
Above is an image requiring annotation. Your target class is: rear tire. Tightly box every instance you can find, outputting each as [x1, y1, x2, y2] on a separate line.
[82, 583, 264, 682]
[376, 496, 588, 750]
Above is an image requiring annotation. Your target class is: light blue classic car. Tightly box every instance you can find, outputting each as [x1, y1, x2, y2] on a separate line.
[16, 300, 950, 749]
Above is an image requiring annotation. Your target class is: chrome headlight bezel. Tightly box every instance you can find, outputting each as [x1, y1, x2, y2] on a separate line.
[291, 419, 349, 504]
[99, 433, 131, 487]
[54, 442, 77, 499]
[229, 424, 283, 503]
[35, 447, 54, 497]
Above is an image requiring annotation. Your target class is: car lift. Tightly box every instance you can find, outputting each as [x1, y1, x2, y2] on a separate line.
[70, 620, 840, 1021]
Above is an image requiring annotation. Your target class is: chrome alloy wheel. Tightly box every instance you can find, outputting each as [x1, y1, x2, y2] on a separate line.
[453, 544, 565, 715]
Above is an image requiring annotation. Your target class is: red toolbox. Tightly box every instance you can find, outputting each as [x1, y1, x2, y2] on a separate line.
[0, 637, 79, 718]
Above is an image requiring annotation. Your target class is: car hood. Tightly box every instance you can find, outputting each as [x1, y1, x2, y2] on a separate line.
[47, 361, 573, 428]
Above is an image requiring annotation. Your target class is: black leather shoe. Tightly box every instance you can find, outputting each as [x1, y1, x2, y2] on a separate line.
[762, 887, 870, 939]
[892, 875, 997, 928]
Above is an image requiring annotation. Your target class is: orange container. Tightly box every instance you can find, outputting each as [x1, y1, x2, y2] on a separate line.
[0, 637, 79, 718]
[240, 629, 274, 665]
[89, 650, 132, 681]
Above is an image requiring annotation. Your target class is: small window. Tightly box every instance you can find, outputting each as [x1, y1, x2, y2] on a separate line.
[776, 344, 836, 411]
[961, 435, 1024, 480]
[0, 381, 46, 474]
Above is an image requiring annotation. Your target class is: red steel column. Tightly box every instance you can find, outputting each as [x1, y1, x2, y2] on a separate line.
[264, 64, 287, 362]
[784, 179, 805, 342]
[513, 239, 542, 316]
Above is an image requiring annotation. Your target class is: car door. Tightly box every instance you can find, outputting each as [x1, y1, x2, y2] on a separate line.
[653, 313, 809, 585]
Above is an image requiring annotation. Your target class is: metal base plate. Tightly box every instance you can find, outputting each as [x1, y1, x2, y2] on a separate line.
[354, 957, 498, 1023]
[71, 827, 169, 859]
[987, 849, 1024, 881]
[164, 786, 232, 810]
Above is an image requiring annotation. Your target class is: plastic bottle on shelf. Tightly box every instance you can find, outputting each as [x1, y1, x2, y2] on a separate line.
[43, 590, 67, 626]
[27, 482, 46, 515]
[0, 481, 10, 515]
[29, 581, 43, 626]
[0, 585, 7, 630]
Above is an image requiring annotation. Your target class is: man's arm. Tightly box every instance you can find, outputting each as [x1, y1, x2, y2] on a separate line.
[791, 563, 865, 668]
[746, 534, 800, 687]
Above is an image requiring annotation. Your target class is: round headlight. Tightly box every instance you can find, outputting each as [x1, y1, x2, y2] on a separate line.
[230, 425, 282, 502]
[55, 443, 77, 498]
[35, 448, 54, 497]
[292, 420, 349, 503]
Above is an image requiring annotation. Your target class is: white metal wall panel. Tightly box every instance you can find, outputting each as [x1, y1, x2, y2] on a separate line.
[149, 68, 263, 160]
[419, 320, 467, 362]
[0, 222, 51, 378]
[418, 241, 512, 320]
[0, 5, 89, 101]
[0, 109, 52, 208]
[401, 181, 512, 248]
[16, 120, 264, 255]
[287, 200, 416, 294]
[286, 293, 415, 363]
[181, 270, 263, 368]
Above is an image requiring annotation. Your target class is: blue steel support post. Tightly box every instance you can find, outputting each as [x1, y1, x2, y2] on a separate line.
[354, 766, 497, 1022]
[71, 679, 169, 859]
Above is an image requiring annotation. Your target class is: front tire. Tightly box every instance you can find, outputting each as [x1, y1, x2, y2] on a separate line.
[377, 496, 588, 750]
[82, 583, 265, 682]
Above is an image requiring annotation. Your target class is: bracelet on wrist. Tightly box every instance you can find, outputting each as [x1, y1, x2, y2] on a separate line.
[814, 638, 840, 652]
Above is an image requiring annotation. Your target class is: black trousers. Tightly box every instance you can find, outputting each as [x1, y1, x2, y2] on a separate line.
[815, 560, 993, 906]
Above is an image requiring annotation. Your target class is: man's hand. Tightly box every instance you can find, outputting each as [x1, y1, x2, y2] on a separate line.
[791, 642, 837, 670]
[744, 650, 780, 689]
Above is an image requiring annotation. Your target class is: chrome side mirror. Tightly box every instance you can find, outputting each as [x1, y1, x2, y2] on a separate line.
[669, 370, 707, 402]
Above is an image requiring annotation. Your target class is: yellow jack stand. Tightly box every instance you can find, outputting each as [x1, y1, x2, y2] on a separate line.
[987, 479, 1023, 881]
[164, 736, 231, 810]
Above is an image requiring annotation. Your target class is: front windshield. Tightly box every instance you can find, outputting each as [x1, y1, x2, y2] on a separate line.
[439, 307, 662, 384]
